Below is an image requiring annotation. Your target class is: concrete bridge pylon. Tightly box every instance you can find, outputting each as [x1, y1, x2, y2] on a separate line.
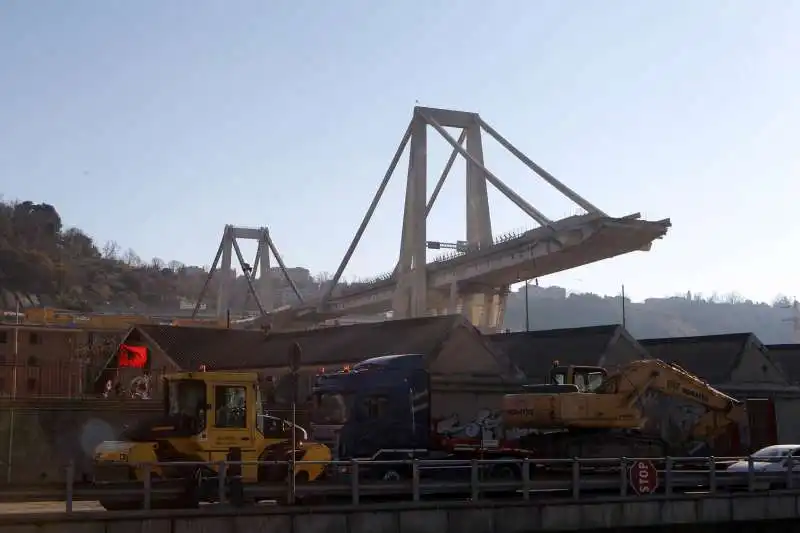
[319, 106, 610, 332]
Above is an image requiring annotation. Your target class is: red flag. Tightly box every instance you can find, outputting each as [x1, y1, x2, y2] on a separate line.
[119, 344, 148, 368]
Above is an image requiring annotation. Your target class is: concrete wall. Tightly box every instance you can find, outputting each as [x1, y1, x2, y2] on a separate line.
[0, 326, 121, 397]
[3, 495, 800, 533]
[776, 397, 800, 443]
[0, 400, 159, 484]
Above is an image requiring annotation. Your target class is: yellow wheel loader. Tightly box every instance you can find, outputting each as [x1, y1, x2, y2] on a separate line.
[92, 370, 331, 510]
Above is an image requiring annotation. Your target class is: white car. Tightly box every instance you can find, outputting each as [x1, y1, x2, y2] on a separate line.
[726, 444, 800, 489]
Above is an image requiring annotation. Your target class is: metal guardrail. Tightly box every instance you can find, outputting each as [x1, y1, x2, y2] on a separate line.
[11, 454, 800, 514]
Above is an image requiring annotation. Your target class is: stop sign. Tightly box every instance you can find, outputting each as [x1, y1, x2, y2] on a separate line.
[629, 460, 659, 495]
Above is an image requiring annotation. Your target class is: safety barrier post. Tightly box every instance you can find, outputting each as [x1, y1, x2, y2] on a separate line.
[665, 457, 673, 496]
[218, 461, 227, 504]
[143, 463, 152, 510]
[571, 458, 580, 500]
[65, 460, 74, 514]
[747, 456, 755, 492]
[350, 459, 359, 505]
[708, 457, 717, 493]
[619, 458, 628, 497]
[470, 459, 479, 501]
[522, 458, 530, 501]
[412, 459, 420, 502]
[286, 461, 295, 506]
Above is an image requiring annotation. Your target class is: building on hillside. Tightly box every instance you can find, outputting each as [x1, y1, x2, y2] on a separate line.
[765, 344, 800, 385]
[0, 324, 122, 397]
[639, 333, 800, 444]
[488, 324, 649, 383]
[94, 315, 524, 404]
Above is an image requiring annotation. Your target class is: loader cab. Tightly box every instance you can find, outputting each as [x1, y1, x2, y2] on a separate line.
[549, 363, 607, 392]
[162, 370, 260, 451]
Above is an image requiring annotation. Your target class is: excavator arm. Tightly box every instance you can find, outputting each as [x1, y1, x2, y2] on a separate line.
[595, 359, 745, 445]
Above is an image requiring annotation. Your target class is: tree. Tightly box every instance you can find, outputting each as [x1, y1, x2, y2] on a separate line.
[150, 257, 165, 271]
[122, 248, 142, 267]
[723, 292, 745, 304]
[774, 294, 793, 308]
[61, 228, 98, 258]
[167, 260, 185, 272]
[102, 240, 120, 259]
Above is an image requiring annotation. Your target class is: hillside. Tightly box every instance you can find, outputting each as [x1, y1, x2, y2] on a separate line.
[503, 287, 797, 344]
[0, 200, 211, 311]
[0, 199, 796, 342]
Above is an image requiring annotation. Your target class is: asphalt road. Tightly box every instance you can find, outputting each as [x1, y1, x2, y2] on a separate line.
[0, 501, 103, 514]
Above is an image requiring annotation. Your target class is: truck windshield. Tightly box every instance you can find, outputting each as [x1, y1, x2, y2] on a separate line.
[166, 379, 207, 423]
[312, 392, 348, 424]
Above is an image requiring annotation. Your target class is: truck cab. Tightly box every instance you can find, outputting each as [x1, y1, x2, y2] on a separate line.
[310, 354, 430, 460]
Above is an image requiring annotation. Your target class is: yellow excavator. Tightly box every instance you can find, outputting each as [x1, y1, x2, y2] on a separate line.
[503, 359, 748, 458]
[93, 370, 331, 510]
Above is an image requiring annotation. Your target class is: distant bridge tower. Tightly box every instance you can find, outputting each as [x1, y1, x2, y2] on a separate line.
[192, 225, 304, 319]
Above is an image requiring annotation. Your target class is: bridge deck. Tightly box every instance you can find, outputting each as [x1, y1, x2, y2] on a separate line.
[261, 214, 669, 326]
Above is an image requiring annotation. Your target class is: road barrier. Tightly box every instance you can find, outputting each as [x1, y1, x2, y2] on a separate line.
[5, 454, 800, 513]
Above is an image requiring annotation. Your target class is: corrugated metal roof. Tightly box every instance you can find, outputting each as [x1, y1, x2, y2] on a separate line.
[488, 324, 624, 382]
[639, 333, 754, 384]
[766, 344, 800, 384]
[132, 315, 475, 371]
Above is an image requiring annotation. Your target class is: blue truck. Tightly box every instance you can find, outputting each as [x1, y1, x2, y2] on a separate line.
[309, 353, 531, 482]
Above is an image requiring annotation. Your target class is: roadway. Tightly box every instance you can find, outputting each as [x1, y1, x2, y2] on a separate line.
[0, 501, 101, 514]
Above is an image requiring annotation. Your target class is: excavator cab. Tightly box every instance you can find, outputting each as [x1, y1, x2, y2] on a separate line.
[549, 364, 607, 392]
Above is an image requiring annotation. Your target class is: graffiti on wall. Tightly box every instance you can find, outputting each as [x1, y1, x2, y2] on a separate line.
[434, 409, 505, 444]
[639, 390, 707, 451]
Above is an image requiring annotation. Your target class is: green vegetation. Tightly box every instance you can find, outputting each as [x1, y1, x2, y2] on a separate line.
[0, 200, 209, 311]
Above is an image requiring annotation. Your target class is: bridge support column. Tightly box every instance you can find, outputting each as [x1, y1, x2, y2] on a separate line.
[256, 230, 273, 312]
[448, 282, 459, 314]
[216, 225, 233, 318]
[461, 119, 509, 332]
[394, 111, 428, 318]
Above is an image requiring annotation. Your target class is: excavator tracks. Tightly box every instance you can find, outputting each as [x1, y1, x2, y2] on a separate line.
[521, 430, 670, 460]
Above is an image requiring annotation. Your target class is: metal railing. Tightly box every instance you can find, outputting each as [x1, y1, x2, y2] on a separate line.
[14, 454, 800, 514]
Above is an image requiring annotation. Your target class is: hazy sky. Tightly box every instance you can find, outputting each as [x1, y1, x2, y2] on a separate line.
[2, 0, 799, 303]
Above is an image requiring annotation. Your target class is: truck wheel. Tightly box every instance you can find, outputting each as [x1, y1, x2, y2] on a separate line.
[382, 469, 403, 481]
[489, 464, 520, 480]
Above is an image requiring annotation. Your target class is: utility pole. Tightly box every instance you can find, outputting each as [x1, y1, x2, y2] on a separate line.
[288, 342, 301, 505]
[6, 301, 19, 482]
[524, 280, 530, 331]
[621, 284, 627, 328]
